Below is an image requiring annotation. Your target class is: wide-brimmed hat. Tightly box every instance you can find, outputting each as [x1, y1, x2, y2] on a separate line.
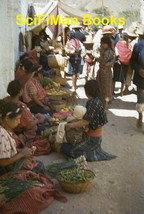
[102, 25, 115, 35]
[83, 35, 94, 44]
[136, 24, 144, 35]
[71, 25, 82, 29]
[118, 25, 124, 30]
[124, 27, 137, 37]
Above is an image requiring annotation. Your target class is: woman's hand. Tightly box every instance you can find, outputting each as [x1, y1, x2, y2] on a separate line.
[43, 105, 50, 111]
[21, 148, 33, 158]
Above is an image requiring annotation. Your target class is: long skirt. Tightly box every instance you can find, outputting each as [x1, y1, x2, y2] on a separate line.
[61, 136, 116, 161]
[96, 66, 112, 103]
[113, 60, 128, 83]
[68, 55, 81, 75]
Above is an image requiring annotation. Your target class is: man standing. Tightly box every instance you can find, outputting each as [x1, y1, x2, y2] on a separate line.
[130, 27, 144, 129]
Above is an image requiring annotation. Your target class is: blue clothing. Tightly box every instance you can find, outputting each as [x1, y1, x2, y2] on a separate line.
[61, 136, 116, 161]
[83, 98, 107, 130]
[130, 39, 144, 89]
[75, 30, 86, 43]
[112, 33, 120, 47]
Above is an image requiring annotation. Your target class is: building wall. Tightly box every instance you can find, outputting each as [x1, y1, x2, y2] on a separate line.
[0, 0, 31, 99]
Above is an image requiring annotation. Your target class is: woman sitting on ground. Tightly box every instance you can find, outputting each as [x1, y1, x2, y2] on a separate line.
[0, 100, 66, 213]
[61, 80, 116, 161]
[5, 80, 50, 143]
[22, 65, 53, 115]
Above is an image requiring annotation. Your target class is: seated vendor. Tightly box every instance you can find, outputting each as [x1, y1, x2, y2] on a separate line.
[61, 80, 116, 161]
[22, 65, 53, 115]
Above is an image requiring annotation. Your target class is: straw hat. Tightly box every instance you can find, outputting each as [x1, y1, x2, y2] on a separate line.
[71, 24, 82, 29]
[125, 27, 137, 37]
[67, 105, 87, 122]
[83, 35, 94, 44]
[136, 24, 144, 35]
[118, 25, 124, 30]
[102, 25, 115, 35]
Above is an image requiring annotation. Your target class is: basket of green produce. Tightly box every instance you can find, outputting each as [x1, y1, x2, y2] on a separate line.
[56, 168, 95, 194]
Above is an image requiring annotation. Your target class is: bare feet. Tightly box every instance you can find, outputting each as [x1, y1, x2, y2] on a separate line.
[137, 119, 143, 129]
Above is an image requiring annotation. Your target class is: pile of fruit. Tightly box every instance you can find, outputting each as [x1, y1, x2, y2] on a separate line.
[50, 117, 60, 125]
[41, 77, 60, 89]
[61, 107, 74, 112]
[46, 88, 69, 96]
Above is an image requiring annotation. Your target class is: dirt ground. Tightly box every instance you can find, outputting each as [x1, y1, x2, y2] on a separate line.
[38, 77, 144, 214]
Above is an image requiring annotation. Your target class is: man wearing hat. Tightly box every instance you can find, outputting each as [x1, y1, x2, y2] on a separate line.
[123, 27, 138, 94]
[83, 36, 95, 81]
[130, 25, 144, 129]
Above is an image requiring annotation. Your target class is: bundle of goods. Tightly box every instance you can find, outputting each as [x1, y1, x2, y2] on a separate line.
[61, 107, 74, 112]
[56, 168, 95, 194]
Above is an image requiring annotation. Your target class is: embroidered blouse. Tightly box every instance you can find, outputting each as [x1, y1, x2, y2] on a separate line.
[83, 98, 107, 130]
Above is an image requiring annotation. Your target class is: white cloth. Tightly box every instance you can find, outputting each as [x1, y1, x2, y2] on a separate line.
[55, 122, 67, 144]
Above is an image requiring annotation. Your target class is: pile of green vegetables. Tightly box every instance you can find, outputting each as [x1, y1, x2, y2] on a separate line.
[46, 155, 87, 178]
[0, 178, 44, 203]
[57, 168, 94, 184]
[41, 77, 55, 88]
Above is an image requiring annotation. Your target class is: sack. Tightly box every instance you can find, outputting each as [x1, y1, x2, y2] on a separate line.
[29, 136, 51, 156]
[116, 41, 132, 65]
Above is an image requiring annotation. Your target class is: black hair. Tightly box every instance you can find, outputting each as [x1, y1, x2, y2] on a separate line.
[20, 53, 28, 62]
[67, 31, 75, 39]
[120, 32, 129, 47]
[101, 36, 113, 49]
[7, 80, 22, 97]
[23, 60, 34, 73]
[0, 100, 23, 119]
[84, 80, 102, 102]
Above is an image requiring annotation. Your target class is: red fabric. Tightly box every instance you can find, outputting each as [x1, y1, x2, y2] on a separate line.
[15, 68, 24, 80]
[28, 49, 39, 65]
[23, 157, 38, 170]
[116, 41, 132, 65]
[84, 58, 95, 73]
[29, 136, 51, 156]
[0, 170, 67, 214]
[23, 78, 46, 104]
[65, 38, 81, 54]
[52, 111, 73, 120]
[44, 5, 62, 38]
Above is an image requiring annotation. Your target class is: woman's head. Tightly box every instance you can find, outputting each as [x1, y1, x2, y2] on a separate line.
[7, 80, 22, 98]
[120, 32, 129, 47]
[0, 100, 23, 129]
[84, 80, 102, 100]
[32, 65, 43, 80]
[101, 36, 113, 50]
[67, 31, 75, 40]
[23, 60, 34, 74]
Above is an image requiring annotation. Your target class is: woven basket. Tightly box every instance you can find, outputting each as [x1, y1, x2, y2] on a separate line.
[51, 76, 67, 86]
[56, 169, 95, 194]
[51, 100, 66, 111]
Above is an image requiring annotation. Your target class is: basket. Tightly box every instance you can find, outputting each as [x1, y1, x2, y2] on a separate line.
[51, 100, 66, 111]
[56, 169, 95, 194]
[51, 76, 67, 86]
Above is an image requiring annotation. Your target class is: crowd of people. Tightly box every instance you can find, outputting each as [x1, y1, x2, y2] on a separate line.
[0, 21, 144, 213]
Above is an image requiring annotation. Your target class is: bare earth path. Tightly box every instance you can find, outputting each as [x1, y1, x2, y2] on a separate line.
[39, 78, 144, 214]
